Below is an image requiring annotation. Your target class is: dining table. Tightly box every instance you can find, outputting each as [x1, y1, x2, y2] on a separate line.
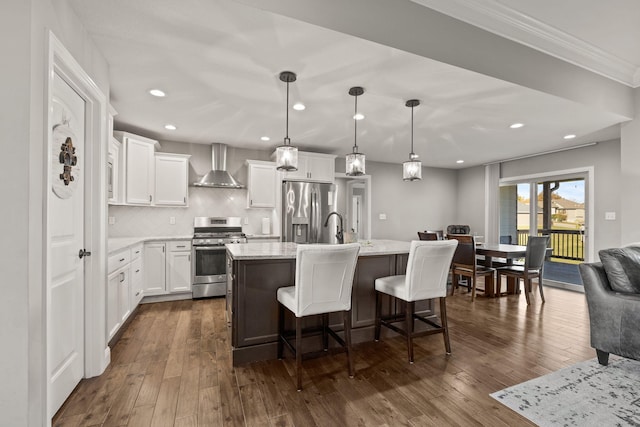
[475, 243, 553, 296]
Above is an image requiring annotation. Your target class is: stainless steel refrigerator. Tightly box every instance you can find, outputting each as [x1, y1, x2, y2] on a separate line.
[281, 181, 339, 244]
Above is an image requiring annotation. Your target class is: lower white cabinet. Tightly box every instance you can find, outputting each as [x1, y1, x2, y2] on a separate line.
[143, 242, 167, 295]
[144, 240, 192, 295]
[107, 245, 141, 342]
[130, 257, 144, 306]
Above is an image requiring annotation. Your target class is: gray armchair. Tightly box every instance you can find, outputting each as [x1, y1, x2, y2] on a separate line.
[578, 262, 640, 365]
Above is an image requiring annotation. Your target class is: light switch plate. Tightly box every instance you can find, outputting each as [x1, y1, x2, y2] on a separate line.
[108, 216, 115, 225]
[169, 216, 176, 225]
[605, 211, 616, 220]
[379, 213, 387, 220]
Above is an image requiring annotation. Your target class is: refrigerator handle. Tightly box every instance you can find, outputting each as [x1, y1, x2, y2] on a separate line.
[310, 190, 318, 242]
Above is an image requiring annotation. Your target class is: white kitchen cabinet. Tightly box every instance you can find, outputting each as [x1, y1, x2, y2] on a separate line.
[114, 131, 160, 205]
[118, 268, 131, 325]
[143, 242, 166, 295]
[167, 250, 191, 292]
[155, 153, 190, 206]
[144, 240, 192, 295]
[130, 244, 144, 306]
[276, 151, 336, 183]
[246, 160, 276, 208]
[106, 269, 121, 341]
[108, 138, 121, 204]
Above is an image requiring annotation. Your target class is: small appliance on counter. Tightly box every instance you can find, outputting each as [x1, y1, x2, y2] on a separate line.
[192, 217, 246, 298]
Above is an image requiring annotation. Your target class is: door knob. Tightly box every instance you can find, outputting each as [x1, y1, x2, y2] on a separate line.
[79, 249, 92, 259]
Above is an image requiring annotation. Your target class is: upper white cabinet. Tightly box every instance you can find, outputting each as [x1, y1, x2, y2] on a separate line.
[113, 131, 190, 207]
[246, 160, 276, 208]
[155, 153, 190, 206]
[114, 131, 160, 205]
[108, 138, 122, 204]
[277, 151, 336, 183]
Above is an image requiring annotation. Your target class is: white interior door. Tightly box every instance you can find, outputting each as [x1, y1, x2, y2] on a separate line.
[48, 72, 86, 417]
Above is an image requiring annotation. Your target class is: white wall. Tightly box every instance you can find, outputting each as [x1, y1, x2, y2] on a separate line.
[0, 0, 109, 424]
[365, 161, 458, 241]
[456, 165, 486, 234]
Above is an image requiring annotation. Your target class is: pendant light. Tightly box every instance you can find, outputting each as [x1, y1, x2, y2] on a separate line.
[346, 86, 365, 176]
[403, 99, 422, 181]
[275, 71, 298, 171]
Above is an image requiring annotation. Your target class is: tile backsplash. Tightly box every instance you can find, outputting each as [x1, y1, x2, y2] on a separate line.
[108, 186, 278, 237]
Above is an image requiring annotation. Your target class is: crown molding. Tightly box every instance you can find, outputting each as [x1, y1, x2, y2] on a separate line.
[412, 0, 640, 87]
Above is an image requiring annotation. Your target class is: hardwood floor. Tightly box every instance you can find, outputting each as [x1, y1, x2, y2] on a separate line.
[53, 285, 593, 426]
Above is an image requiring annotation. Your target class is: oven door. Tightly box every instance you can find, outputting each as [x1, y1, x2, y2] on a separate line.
[192, 245, 227, 284]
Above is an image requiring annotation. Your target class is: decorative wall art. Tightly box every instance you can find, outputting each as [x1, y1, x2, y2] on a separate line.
[52, 121, 80, 199]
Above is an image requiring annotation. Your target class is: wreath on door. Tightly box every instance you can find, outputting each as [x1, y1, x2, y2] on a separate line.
[52, 121, 80, 199]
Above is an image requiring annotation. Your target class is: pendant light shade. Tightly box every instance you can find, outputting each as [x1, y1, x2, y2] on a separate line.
[403, 99, 422, 181]
[346, 86, 365, 176]
[276, 71, 298, 171]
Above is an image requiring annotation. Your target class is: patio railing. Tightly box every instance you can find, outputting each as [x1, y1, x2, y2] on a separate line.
[517, 229, 584, 261]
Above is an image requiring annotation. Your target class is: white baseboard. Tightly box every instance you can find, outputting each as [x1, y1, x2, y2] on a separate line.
[140, 292, 193, 304]
[543, 279, 585, 293]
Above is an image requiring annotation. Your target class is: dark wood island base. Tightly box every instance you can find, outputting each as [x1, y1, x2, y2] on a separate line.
[226, 241, 439, 366]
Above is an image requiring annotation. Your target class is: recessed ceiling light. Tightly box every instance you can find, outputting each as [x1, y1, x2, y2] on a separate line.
[149, 89, 166, 97]
[563, 134, 576, 140]
[260, 136, 270, 141]
[293, 103, 305, 111]
[164, 124, 177, 130]
[353, 113, 365, 120]
[456, 160, 464, 164]
[510, 123, 524, 129]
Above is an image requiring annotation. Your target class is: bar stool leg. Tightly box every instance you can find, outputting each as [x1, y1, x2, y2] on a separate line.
[406, 301, 415, 364]
[296, 317, 303, 391]
[440, 297, 451, 355]
[322, 313, 329, 351]
[277, 303, 284, 359]
[374, 291, 382, 342]
[343, 310, 354, 378]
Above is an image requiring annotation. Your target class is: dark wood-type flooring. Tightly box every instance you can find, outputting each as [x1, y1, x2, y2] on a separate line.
[53, 284, 593, 426]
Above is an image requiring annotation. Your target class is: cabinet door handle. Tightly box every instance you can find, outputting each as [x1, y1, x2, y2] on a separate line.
[162, 246, 165, 253]
[119, 258, 125, 262]
[188, 255, 191, 262]
[135, 291, 140, 296]
[135, 269, 140, 273]
[149, 195, 152, 202]
[120, 272, 125, 282]
[135, 250, 140, 254]
[176, 245, 186, 248]
[184, 197, 186, 203]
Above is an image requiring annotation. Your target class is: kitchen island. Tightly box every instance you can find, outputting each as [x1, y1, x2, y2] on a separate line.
[226, 240, 430, 366]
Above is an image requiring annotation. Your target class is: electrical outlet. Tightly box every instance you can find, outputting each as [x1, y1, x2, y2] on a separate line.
[243, 217, 249, 225]
[379, 213, 387, 220]
[169, 216, 176, 225]
[605, 212, 616, 220]
[108, 216, 116, 225]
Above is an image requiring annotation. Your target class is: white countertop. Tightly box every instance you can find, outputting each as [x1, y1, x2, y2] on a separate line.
[226, 240, 411, 260]
[108, 235, 192, 254]
[245, 234, 280, 240]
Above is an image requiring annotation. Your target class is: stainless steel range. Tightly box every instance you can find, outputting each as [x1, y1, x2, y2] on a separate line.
[192, 217, 246, 298]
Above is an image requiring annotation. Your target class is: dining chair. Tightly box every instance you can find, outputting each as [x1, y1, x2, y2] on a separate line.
[427, 229, 444, 240]
[446, 224, 470, 235]
[374, 240, 458, 363]
[496, 235, 550, 304]
[277, 243, 360, 391]
[417, 231, 439, 241]
[447, 234, 496, 301]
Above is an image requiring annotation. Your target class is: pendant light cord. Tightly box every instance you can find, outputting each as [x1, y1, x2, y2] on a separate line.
[285, 80, 290, 144]
[410, 104, 414, 155]
[353, 94, 358, 152]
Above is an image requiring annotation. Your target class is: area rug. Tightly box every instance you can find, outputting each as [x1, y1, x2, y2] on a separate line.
[490, 356, 640, 426]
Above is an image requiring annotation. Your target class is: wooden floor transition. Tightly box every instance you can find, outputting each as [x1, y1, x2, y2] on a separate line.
[53, 284, 593, 426]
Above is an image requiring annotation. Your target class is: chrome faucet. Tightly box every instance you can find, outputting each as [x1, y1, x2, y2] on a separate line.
[324, 212, 344, 244]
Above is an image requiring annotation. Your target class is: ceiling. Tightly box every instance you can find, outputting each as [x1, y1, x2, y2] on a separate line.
[68, 0, 637, 169]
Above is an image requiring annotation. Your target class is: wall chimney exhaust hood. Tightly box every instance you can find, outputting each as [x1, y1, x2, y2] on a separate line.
[192, 143, 245, 188]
